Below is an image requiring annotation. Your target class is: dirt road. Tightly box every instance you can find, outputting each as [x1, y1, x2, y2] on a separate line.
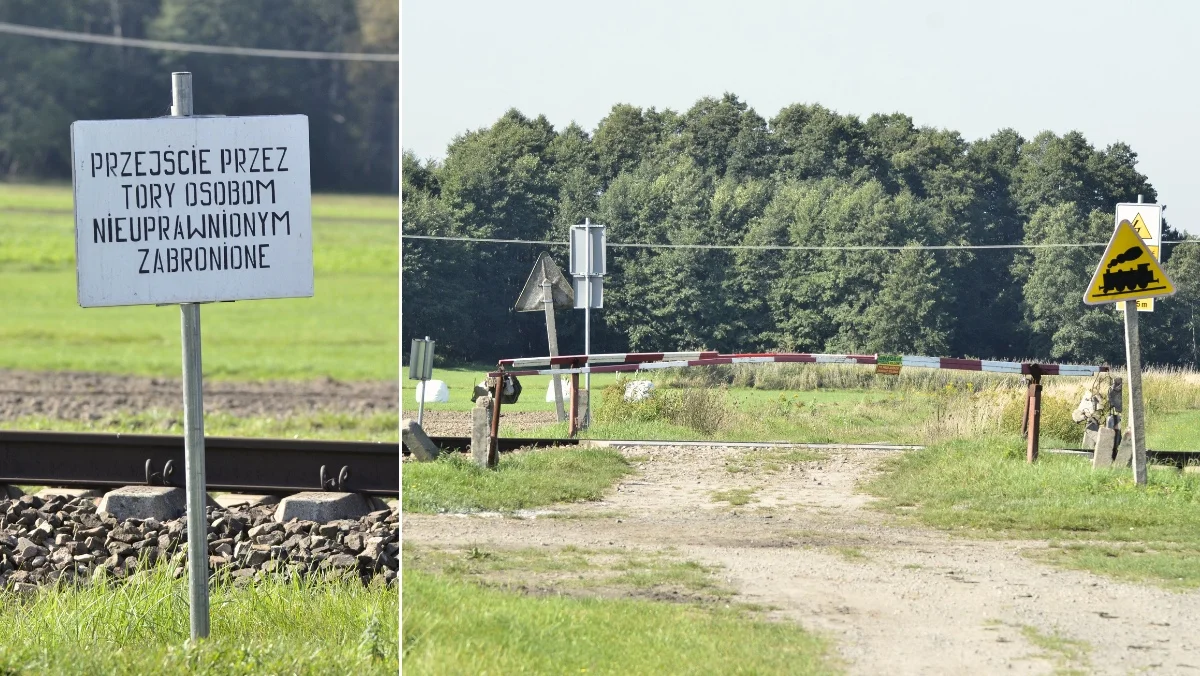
[402, 445, 1200, 675]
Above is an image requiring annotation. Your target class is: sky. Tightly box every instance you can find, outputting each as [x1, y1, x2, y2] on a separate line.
[402, 0, 1200, 233]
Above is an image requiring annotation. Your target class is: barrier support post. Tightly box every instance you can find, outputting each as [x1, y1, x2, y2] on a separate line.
[488, 375, 502, 468]
[568, 372, 579, 438]
[1026, 366, 1042, 463]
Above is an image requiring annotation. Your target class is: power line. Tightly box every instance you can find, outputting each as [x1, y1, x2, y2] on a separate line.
[401, 234, 1200, 251]
[0, 21, 398, 62]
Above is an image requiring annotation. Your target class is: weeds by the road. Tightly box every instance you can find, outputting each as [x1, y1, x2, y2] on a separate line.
[866, 436, 1200, 587]
[0, 566, 397, 675]
[402, 568, 836, 675]
[711, 488, 759, 506]
[1019, 624, 1092, 675]
[404, 543, 732, 603]
[725, 448, 827, 474]
[401, 448, 631, 513]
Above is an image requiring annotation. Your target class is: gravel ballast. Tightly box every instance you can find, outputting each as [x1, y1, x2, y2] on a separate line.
[0, 493, 398, 592]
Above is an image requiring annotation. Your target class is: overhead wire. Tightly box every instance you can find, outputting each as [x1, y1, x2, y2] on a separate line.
[0, 21, 398, 62]
[400, 234, 1200, 251]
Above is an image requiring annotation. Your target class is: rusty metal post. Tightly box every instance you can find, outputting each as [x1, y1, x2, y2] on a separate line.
[488, 375, 503, 468]
[1020, 386, 1030, 437]
[568, 371, 579, 437]
[1026, 369, 1042, 463]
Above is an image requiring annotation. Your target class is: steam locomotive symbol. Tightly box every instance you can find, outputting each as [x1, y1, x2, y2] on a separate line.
[1100, 246, 1159, 294]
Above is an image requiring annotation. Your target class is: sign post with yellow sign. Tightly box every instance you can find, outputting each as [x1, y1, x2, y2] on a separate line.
[1084, 198, 1174, 485]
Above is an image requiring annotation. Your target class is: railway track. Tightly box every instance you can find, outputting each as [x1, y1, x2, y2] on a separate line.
[421, 436, 1200, 468]
[0, 430, 399, 495]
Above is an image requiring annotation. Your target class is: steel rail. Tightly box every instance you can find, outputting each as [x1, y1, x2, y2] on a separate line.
[0, 430, 398, 496]
[422, 436, 1200, 467]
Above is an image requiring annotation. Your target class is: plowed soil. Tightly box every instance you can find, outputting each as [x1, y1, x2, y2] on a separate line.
[402, 445, 1200, 675]
[0, 369, 397, 420]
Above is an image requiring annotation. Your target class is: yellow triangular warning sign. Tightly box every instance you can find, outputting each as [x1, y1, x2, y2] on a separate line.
[1084, 219, 1175, 305]
[1129, 213, 1152, 240]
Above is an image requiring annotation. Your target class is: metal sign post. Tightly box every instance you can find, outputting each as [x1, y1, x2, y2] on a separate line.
[570, 219, 606, 401]
[512, 253, 573, 423]
[408, 337, 435, 425]
[1083, 195, 1175, 486]
[172, 72, 210, 642]
[71, 71, 314, 641]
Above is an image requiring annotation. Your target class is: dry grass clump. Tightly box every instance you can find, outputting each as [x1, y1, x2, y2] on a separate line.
[593, 383, 734, 436]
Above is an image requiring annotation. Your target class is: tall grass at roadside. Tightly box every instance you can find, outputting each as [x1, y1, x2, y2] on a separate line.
[866, 436, 1200, 587]
[402, 448, 631, 513]
[0, 566, 397, 675]
[581, 364, 1200, 448]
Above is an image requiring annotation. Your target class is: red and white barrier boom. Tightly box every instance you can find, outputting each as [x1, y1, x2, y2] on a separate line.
[491, 352, 1107, 378]
[481, 352, 1108, 463]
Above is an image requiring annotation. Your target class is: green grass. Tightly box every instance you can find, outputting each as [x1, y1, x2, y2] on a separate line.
[0, 410, 400, 442]
[401, 448, 632, 513]
[0, 183, 396, 381]
[711, 488, 759, 506]
[405, 544, 732, 602]
[403, 569, 836, 675]
[1019, 624, 1091, 675]
[0, 566, 397, 675]
[832, 547, 867, 562]
[725, 448, 828, 474]
[866, 435, 1200, 587]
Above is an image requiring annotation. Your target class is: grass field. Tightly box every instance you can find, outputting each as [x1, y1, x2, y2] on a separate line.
[403, 567, 835, 675]
[866, 436, 1200, 588]
[0, 566, 397, 675]
[402, 448, 632, 513]
[409, 362, 1200, 450]
[0, 183, 397, 381]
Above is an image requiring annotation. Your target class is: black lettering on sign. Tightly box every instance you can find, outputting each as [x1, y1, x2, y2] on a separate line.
[138, 249, 150, 274]
[276, 147, 287, 172]
[149, 151, 161, 176]
[120, 152, 133, 177]
[272, 211, 290, 236]
[105, 153, 118, 177]
[199, 149, 211, 175]
[249, 147, 260, 173]
[91, 154, 103, 178]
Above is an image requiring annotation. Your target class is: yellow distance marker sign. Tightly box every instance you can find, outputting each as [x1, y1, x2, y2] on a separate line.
[1084, 219, 1175, 305]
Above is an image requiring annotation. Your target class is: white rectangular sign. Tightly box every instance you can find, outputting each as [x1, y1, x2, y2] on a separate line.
[569, 223, 606, 277]
[70, 115, 313, 307]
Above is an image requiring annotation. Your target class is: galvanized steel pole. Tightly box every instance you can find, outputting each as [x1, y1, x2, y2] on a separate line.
[173, 71, 210, 640]
[584, 218, 592, 395]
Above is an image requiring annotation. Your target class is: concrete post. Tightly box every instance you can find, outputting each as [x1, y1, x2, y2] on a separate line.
[471, 395, 493, 467]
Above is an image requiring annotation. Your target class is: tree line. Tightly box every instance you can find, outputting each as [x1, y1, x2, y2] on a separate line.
[0, 0, 397, 192]
[402, 93, 1200, 368]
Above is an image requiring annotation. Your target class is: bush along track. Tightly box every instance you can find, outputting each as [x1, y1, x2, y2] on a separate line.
[0, 493, 398, 591]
